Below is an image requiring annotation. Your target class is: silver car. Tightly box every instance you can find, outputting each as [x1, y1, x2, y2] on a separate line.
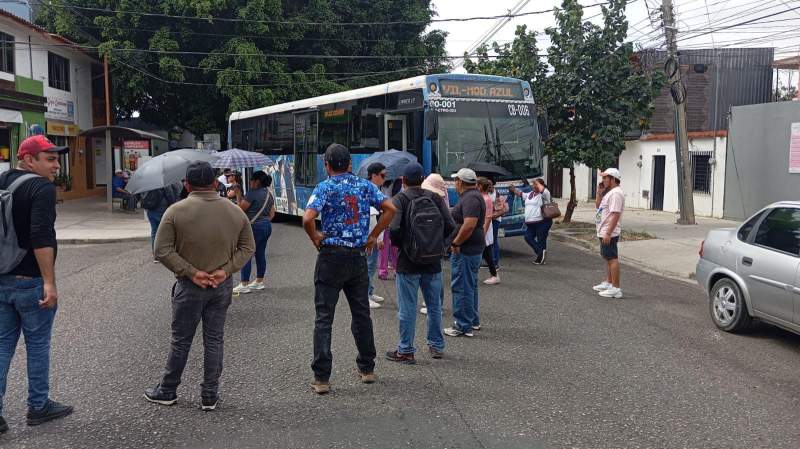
[696, 201, 800, 334]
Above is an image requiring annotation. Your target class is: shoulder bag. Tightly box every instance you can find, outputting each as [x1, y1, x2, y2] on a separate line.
[540, 195, 561, 220]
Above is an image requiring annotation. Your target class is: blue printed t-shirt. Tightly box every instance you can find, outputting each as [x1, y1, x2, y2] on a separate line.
[306, 173, 386, 248]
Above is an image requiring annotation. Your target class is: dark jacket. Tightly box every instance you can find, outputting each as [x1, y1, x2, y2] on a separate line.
[389, 187, 456, 274]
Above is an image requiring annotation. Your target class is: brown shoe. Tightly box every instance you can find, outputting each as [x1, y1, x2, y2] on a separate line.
[428, 346, 444, 359]
[310, 378, 330, 395]
[385, 350, 416, 365]
[358, 371, 376, 384]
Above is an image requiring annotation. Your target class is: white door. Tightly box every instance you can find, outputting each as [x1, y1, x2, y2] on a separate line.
[384, 114, 407, 151]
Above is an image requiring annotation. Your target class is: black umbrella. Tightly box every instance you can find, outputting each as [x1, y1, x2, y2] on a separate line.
[455, 161, 512, 178]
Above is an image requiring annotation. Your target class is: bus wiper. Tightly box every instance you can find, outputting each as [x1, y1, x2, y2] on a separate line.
[481, 124, 493, 163]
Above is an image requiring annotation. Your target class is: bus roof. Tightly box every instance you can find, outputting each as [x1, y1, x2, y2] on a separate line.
[229, 73, 526, 121]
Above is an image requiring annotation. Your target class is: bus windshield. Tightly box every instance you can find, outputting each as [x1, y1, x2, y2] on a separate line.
[433, 100, 542, 180]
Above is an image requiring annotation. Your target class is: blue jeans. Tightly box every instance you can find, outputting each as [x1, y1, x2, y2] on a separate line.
[524, 219, 553, 257]
[146, 208, 166, 249]
[241, 220, 272, 282]
[366, 247, 380, 296]
[396, 272, 444, 354]
[0, 276, 57, 415]
[450, 252, 481, 332]
[492, 220, 501, 265]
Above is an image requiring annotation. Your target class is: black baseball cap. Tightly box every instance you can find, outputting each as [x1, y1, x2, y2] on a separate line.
[186, 161, 216, 187]
[402, 162, 425, 184]
[324, 143, 350, 170]
[367, 162, 386, 177]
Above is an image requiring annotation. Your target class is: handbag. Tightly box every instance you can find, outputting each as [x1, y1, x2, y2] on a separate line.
[541, 200, 561, 219]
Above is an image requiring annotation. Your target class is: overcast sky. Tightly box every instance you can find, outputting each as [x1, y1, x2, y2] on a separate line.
[431, 0, 800, 72]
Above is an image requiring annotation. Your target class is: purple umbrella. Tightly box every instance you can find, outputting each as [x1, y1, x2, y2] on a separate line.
[211, 148, 274, 169]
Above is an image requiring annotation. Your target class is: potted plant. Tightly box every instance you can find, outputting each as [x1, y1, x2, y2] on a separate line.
[54, 174, 73, 192]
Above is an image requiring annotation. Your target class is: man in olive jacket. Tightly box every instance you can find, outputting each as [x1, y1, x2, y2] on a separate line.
[145, 161, 255, 411]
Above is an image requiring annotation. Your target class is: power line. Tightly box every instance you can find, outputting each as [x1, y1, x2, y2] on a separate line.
[678, 3, 800, 43]
[30, 0, 611, 27]
[115, 60, 426, 87]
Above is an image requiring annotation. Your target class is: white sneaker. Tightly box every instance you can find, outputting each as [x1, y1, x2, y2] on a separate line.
[369, 294, 384, 303]
[593, 281, 612, 292]
[369, 299, 382, 309]
[483, 276, 500, 285]
[233, 283, 251, 294]
[250, 281, 266, 290]
[598, 287, 623, 298]
[419, 307, 428, 315]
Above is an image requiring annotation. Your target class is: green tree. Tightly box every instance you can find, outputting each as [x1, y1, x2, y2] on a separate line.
[36, 0, 450, 137]
[544, 0, 664, 222]
[777, 84, 798, 101]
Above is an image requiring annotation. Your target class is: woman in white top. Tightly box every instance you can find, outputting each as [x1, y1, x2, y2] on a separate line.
[510, 178, 553, 265]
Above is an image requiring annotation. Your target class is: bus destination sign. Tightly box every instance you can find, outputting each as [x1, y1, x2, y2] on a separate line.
[439, 80, 524, 100]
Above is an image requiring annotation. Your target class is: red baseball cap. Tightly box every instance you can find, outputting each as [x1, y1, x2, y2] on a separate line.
[17, 135, 68, 158]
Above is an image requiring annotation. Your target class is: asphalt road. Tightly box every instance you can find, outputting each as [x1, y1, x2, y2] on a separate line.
[2, 220, 799, 449]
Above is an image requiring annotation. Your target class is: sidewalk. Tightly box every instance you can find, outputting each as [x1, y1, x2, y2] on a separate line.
[549, 199, 740, 282]
[55, 196, 151, 244]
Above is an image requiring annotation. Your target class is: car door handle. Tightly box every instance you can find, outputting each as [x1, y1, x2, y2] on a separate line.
[742, 257, 753, 266]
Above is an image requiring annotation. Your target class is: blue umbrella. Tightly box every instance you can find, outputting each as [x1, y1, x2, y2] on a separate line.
[355, 150, 417, 180]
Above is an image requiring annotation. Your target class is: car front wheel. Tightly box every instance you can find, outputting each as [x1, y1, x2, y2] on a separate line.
[710, 278, 752, 332]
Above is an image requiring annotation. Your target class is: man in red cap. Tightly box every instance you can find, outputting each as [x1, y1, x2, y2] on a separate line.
[0, 134, 73, 433]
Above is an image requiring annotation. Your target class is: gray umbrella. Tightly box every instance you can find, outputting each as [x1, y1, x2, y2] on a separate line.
[355, 149, 418, 180]
[124, 149, 219, 195]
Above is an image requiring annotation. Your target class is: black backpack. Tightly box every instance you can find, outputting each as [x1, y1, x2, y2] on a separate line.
[400, 190, 445, 265]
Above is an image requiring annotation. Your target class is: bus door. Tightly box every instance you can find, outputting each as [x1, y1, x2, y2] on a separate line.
[384, 114, 407, 151]
[294, 111, 318, 186]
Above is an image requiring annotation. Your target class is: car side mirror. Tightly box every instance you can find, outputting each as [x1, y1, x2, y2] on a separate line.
[425, 111, 438, 141]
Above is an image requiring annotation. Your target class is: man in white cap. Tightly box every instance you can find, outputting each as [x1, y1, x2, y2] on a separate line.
[593, 168, 625, 298]
[444, 168, 485, 337]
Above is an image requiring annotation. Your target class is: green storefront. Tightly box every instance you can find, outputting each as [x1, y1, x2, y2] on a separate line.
[0, 75, 46, 172]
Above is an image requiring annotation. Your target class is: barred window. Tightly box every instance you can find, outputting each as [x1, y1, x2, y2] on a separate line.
[691, 152, 712, 194]
[0, 32, 14, 74]
[48, 52, 70, 91]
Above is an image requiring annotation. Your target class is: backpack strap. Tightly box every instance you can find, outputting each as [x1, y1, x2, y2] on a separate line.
[4, 173, 39, 192]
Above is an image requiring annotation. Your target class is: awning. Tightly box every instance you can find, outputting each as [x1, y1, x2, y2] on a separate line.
[0, 108, 23, 124]
[79, 126, 167, 141]
[773, 56, 800, 69]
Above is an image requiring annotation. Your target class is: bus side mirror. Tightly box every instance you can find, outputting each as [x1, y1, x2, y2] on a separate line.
[425, 112, 438, 141]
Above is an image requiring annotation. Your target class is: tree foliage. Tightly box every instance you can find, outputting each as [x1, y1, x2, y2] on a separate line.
[36, 0, 450, 135]
[466, 0, 664, 222]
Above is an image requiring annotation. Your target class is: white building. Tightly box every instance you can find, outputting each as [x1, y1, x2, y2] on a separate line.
[548, 134, 727, 218]
[0, 9, 109, 200]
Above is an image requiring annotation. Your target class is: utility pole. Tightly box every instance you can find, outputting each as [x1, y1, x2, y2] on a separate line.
[662, 0, 696, 225]
[104, 54, 113, 210]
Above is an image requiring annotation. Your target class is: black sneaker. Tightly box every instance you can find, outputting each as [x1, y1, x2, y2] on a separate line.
[26, 400, 73, 426]
[144, 384, 177, 406]
[385, 350, 416, 365]
[540, 250, 547, 265]
[428, 346, 444, 359]
[201, 396, 218, 411]
[533, 253, 544, 265]
[0, 416, 8, 433]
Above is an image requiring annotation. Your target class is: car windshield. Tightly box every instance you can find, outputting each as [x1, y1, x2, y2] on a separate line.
[433, 101, 542, 180]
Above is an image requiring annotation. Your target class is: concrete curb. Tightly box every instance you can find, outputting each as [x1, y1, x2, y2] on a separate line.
[549, 230, 697, 286]
[57, 236, 150, 245]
